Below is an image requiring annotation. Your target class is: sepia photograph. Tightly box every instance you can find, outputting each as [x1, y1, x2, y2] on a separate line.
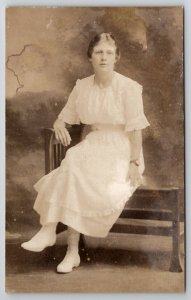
[5, 6, 184, 293]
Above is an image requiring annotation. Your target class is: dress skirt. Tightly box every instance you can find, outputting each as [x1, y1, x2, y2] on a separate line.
[33, 125, 144, 237]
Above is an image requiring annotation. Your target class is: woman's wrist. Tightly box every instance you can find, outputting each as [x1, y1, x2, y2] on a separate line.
[53, 118, 66, 130]
[130, 159, 140, 166]
[56, 117, 66, 126]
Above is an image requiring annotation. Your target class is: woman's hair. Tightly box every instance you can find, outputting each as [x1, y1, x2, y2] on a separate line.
[87, 32, 120, 61]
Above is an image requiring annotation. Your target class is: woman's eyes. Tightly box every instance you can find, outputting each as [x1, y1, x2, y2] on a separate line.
[95, 51, 114, 55]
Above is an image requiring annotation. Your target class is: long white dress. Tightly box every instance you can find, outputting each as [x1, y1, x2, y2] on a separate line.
[33, 71, 150, 237]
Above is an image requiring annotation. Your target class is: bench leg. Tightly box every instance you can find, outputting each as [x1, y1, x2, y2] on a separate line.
[169, 190, 183, 272]
[169, 220, 183, 272]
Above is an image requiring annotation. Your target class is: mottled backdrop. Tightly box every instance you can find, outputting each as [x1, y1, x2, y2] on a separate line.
[6, 7, 184, 233]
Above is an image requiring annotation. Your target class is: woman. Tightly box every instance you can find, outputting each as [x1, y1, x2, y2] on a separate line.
[21, 32, 150, 273]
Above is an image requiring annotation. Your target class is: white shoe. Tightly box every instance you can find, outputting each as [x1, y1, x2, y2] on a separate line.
[21, 226, 57, 252]
[57, 250, 80, 273]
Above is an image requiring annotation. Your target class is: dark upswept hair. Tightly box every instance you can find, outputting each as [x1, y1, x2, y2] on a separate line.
[87, 32, 120, 61]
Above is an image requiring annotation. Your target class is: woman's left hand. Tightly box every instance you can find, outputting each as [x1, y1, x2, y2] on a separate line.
[127, 163, 142, 187]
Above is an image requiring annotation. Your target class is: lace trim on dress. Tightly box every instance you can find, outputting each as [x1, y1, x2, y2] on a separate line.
[125, 115, 150, 131]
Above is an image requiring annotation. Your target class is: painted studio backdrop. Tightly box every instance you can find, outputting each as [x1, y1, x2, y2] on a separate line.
[6, 7, 184, 234]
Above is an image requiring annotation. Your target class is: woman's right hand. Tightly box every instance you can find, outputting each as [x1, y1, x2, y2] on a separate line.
[53, 118, 72, 146]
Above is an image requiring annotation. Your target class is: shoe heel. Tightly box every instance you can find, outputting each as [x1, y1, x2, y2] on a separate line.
[73, 257, 80, 268]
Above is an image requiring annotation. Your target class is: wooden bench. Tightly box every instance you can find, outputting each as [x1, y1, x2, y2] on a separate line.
[43, 126, 184, 272]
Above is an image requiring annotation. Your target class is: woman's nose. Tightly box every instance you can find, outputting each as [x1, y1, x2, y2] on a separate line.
[101, 52, 107, 60]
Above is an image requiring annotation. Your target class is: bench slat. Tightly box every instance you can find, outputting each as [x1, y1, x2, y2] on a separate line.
[110, 223, 172, 236]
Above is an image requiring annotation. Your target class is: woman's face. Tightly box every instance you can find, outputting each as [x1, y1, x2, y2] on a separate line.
[89, 41, 117, 73]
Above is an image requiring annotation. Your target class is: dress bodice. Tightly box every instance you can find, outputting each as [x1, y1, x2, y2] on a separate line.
[58, 71, 150, 132]
[75, 73, 125, 125]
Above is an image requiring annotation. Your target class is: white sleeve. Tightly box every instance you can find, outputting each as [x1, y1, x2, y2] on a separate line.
[124, 83, 150, 131]
[58, 83, 80, 125]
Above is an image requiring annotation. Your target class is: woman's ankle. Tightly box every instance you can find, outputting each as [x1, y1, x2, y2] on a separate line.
[41, 223, 57, 233]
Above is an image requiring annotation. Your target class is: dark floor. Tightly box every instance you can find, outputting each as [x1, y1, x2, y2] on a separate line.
[6, 230, 185, 293]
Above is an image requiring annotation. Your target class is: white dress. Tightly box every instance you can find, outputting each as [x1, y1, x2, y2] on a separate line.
[33, 71, 150, 237]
